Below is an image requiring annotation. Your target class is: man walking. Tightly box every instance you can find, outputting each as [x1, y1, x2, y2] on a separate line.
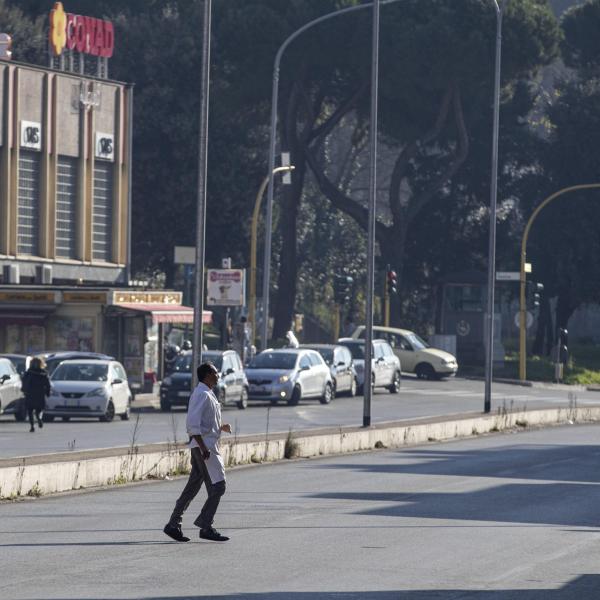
[163, 362, 231, 542]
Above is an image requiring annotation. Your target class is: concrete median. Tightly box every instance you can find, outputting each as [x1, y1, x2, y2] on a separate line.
[2, 404, 599, 500]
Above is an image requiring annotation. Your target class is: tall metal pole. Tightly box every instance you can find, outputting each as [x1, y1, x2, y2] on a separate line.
[192, 0, 212, 387]
[250, 166, 294, 347]
[484, 0, 505, 413]
[260, 0, 403, 352]
[363, 0, 380, 428]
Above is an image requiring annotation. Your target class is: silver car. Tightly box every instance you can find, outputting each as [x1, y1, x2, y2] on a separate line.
[246, 349, 333, 406]
[337, 338, 402, 394]
[45, 360, 132, 422]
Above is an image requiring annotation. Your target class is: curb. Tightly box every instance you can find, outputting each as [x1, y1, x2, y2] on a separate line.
[2, 405, 600, 500]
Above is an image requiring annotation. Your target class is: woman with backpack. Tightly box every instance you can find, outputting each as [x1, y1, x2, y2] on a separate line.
[21, 357, 51, 432]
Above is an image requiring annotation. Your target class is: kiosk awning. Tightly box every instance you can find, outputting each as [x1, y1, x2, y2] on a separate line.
[117, 303, 212, 325]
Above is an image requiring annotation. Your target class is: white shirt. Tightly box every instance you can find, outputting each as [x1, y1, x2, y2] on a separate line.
[186, 382, 225, 483]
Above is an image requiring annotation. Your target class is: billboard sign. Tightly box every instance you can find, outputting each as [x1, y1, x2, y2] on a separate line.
[49, 2, 114, 58]
[207, 269, 245, 307]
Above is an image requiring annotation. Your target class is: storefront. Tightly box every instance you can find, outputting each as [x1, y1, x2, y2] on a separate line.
[0, 287, 211, 392]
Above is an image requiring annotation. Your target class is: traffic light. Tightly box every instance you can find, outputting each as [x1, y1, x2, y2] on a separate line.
[387, 269, 398, 295]
[526, 281, 544, 309]
[333, 274, 353, 305]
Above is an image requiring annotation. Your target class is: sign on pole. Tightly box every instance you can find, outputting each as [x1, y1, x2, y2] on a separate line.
[496, 271, 520, 281]
[174, 246, 195, 265]
[206, 269, 245, 306]
[281, 152, 292, 185]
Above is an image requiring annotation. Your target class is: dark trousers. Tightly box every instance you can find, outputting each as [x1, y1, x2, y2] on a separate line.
[28, 408, 42, 428]
[168, 447, 226, 530]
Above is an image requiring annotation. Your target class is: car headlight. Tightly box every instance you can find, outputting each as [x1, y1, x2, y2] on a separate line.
[49, 388, 60, 397]
[441, 359, 455, 365]
[278, 374, 289, 383]
[162, 376, 172, 386]
[85, 387, 107, 398]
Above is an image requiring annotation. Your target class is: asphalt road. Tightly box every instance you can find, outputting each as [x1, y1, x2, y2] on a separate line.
[1, 377, 598, 459]
[2, 424, 600, 599]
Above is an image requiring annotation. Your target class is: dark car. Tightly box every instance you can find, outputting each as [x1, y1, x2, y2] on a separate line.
[299, 344, 357, 397]
[159, 350, 249, 411]
[38, 352, 115, 376]
[0, 354, 32, 377]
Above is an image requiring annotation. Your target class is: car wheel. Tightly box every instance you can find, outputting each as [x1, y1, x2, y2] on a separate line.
[288, 385, 301, 406]
[120, 400, 131, 420]
[61, 416, 71, 422]
[160, 398, 171, 412]
[42, 414, 54, 423]
[388, 370, 401, 393]
[348, 377, 357, 397]
[237, 387, 248, 410]
[320, 382, 333, 405]
[99, 400, 115, 422]
[415, 363, 436, 380]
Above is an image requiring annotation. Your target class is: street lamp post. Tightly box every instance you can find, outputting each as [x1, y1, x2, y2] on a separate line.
[249, 165, 295, 347]
[518, 183, 600, 380]
[363, 0, 380, 428]
[484, 0, 506, 413]
[191, 0, 212, 387]
[260, 0, 404, 352]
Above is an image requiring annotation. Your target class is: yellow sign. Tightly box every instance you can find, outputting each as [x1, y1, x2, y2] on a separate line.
[112, 291, 182, 305]
[63, 291, 107, 303]
[0, 291, 57, 303]
[49, 2, 67, 56]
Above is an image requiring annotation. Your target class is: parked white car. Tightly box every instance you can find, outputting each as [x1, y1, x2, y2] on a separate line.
[44, 360, 132, 422]
[337, 338, 402, 394]
[0, 357, 26, 421]
[351, 326, 458, 380]
[245, 348, 333, 405]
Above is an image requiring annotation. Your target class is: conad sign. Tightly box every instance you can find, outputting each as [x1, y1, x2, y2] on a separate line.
[49, 2, 114, 58]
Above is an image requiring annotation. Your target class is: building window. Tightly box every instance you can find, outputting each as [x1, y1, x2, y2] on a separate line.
[92, 160, 113, 261]
[56, 156, 78, 259]
[17, 150, 41, 255]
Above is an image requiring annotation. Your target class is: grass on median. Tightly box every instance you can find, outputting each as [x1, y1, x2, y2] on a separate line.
[461, 341, 600, 385]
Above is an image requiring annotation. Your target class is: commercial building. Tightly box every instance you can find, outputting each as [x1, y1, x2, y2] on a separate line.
[0, 3, 205, 390]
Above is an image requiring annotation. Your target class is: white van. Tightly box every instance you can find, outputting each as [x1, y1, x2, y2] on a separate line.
[351, 326, 458, 380]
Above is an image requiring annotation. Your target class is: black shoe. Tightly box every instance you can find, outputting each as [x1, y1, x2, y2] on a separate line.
[163, 523, 190, 542]
[38, 419, 43, 428]
[29, 426, 35, 433]
[200, 527, 229, 542]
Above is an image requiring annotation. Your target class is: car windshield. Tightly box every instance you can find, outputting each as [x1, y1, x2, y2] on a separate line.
[4, 356, 26, 375]
[407, 333, 429, 350]
[248, 352, 297, 370]
[315, 349, 334, 364]
[52, 363, 109, 382]
[203, 354, 223, 370]
[341, 343, 364, 360]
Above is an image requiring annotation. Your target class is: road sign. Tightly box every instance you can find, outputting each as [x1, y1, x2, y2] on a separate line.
[174, 246, 195, 265]
[281, 152, 291, 185]
[496, 271, 520, 281]
[206, 269, 246, 306]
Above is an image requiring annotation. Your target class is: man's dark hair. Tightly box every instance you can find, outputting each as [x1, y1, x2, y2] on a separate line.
[197, 361, 216, 382]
